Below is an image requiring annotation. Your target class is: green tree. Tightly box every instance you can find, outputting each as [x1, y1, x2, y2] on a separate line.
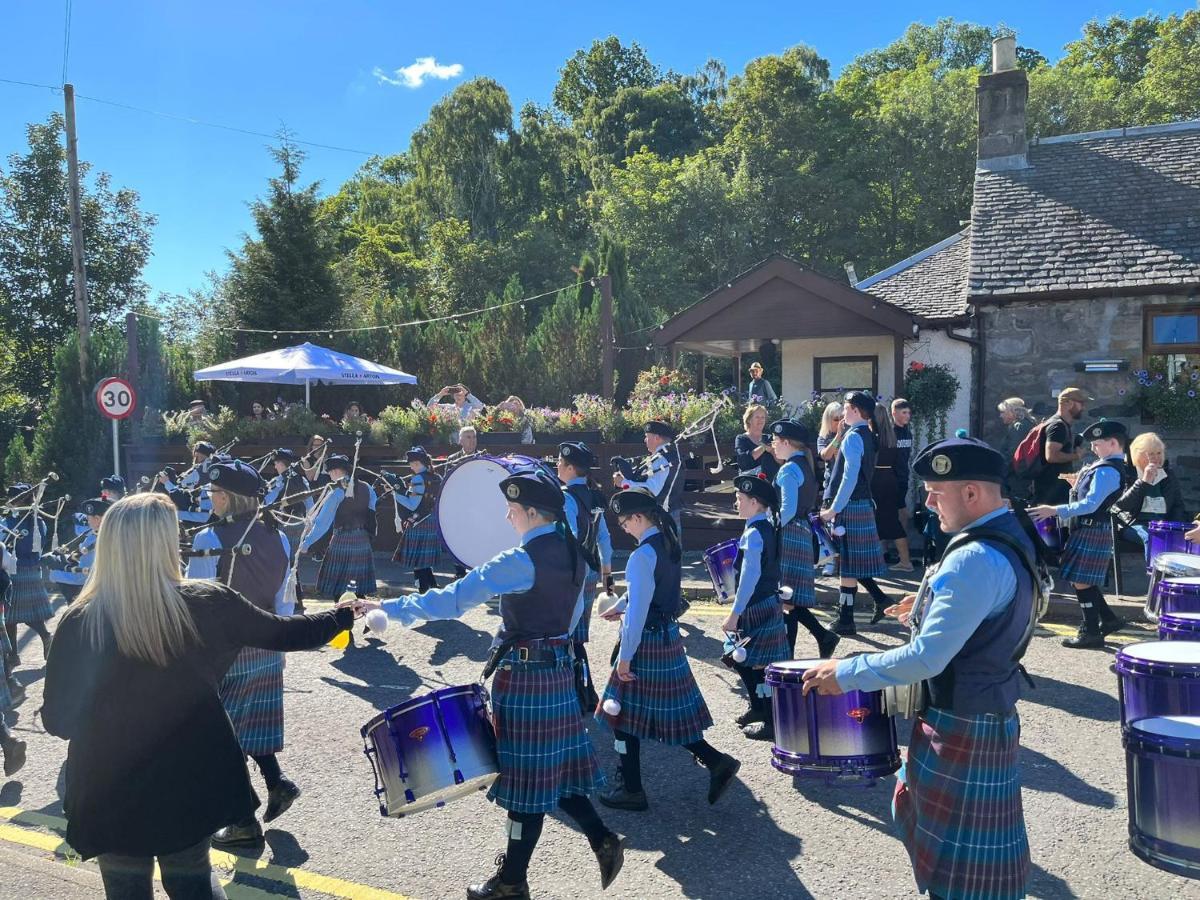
[464, 277, 531, 401]
[1140, 10, 1200, 122]
[0, 114, 154, 394]
[553, 37, 660, 122]
[587, 83, 706, 167]
[528, 287, 601, 406]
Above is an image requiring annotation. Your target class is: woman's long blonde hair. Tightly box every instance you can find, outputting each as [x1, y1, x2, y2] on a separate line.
[819, 401, 843, 438]
[77, 493, 199, 667]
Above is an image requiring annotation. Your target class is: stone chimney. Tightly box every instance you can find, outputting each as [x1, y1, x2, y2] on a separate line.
[976, 35, 1028, 171]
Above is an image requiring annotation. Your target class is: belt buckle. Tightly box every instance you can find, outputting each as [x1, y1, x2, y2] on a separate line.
[518, 646, 529, 663]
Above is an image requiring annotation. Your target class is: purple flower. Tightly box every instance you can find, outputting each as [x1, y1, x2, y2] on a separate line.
[1118, 388, 1127, 395]
[1190, 391, 1197, 399]
[1156, 374, 1164, 381]
[1192, 372, 1199, 381]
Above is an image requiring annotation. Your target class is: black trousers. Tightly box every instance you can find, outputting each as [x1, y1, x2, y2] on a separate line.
[97, 838, 226, 899]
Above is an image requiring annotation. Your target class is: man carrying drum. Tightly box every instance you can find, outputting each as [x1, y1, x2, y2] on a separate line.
[803, 437, 1036, 900]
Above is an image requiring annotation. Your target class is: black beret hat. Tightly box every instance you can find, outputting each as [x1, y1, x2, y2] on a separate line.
[406, 446, 432, 467]
[559, 441, 596, 469]
[734, 474, 778, 509]
[193, 441, 216, 456]
[6, 483, 31, 499]
[767, 419, 810, 445]
[204, 460, 264, 497]
[609, 489, 658, 517]
[80, 497, 112, 517]
[1079, 418, 1128, 442]
[99, 475, 126, 493]
[643, 420, 676, 439]
[913, 437, 1007, 484]
[271, 448, 298, 463]
[843, 391, 877, 417]
[499, 468, 564, 513]
[325, 454, 352, 472]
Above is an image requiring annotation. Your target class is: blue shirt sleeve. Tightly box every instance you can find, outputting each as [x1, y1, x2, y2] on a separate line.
[733, 526, 763, 615]
[274, 531, 293, 614]
[563, 491, 581, 539]
[835, 541, 1017, 691]
[830, 430, 864, 514]
[380, 546, 535, 627]
[1055, 463, 1121, 520]
[619, 542, 657, 661]
[596, 513, 613, 568]
[397, 473, 423, 512]
[777, 462, 802, 527]
[185, 528, 221, 580]
[367, 484, 378, 512]
[264, 477, 283, 507]
[624, 454, 669, 496]
[300, 486, 343, 550]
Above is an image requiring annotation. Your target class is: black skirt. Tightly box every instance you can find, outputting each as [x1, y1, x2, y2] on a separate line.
[870, 468, 905, 540]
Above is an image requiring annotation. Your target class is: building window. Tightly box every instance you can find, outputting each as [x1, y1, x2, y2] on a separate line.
[814, 356, 878, 396]
[1143, 305, 1200, 391]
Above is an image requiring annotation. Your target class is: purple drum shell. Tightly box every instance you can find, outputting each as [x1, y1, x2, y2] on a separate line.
[703, 540, 738, 603]
[766, 659, 899, 784]
[361, 684, 498, 817]
[1115, 641, 1200, 727]
[1159, 613, 1200, 642]
[1123, 715, 1200, 879]
[1035, 517, 1063, 551]
[1160, 579, 1200, 617]
[1148, 520, 1193, 574]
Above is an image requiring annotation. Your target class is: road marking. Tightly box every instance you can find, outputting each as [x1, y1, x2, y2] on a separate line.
[0, 807, 413, 900]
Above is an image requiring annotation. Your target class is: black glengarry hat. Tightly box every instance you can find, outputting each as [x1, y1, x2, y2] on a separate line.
[406, 446, 432, 467]
[80, 497, 112, 518]
[912, 437, 1007, 484]
[204, 460, 264, 497]
[1080, 418, 1128, 442]
[767, 419, 810, 445]
[843, 391, 877, 417]
[559, 441, 596, 469]
[499, 468, 564, 513]
[643, 420, 676, 440]
[193, 440, 216, 456]
[271, 448, 298, 463]
[734, 474, 778, 509]
[609, 489, 658, 517]
[99, 475, 126, 494]
[325, 454, 352, 472]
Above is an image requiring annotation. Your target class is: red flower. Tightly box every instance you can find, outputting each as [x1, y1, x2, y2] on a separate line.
[659, 375, 670, 386]
[909, 362, 926, 373]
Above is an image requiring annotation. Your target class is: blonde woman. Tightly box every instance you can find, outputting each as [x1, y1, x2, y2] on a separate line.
[734, 403, 778, 479]
[42, 493, 354, 899]
[1113, 432, 1188, 549]
[498, 395, 535, 444]
[815, 401, 845, 487]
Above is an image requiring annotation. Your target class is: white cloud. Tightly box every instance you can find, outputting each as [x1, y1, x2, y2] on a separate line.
[373, 57, 464, 89]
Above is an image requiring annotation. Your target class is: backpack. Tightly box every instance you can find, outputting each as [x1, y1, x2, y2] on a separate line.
[1012, 421, 1050, 479]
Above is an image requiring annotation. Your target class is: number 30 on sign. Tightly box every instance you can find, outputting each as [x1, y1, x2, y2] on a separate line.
[96, 376, 137, 420]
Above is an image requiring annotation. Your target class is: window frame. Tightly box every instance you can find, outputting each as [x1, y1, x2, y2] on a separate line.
[813, 355, 878, 396]
[1144, 304, 1200, 355]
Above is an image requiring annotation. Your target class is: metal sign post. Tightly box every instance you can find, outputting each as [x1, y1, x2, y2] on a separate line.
[95, 376, 137, 479]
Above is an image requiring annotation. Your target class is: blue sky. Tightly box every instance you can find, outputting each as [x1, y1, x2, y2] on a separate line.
[3, 1, 1195, 300]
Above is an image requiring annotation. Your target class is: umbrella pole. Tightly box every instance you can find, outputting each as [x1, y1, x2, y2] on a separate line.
[305, 378, 310, 409]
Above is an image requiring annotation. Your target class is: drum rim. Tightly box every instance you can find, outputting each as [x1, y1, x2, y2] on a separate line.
[390, 771, 501, 816]
[1117, 640, 1200, 666]
[1124, 715, 1200, 756]
[703, 539, 739, 556]
[766, 658, 824, 679]
[377, 684, 485, 721]
[1148, 520, 1192, 533]
[771, 746, 902, 767]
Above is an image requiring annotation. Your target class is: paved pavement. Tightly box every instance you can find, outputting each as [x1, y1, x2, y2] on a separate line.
[1, 560, 1196, 899]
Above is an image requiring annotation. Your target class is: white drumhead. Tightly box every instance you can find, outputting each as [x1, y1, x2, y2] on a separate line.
[1132, 716, 1200, 739]
[438, 457, 522, 569]
[772, 658, 822, 671]
[1164, 577, 1200, 587]
[1163, 613, 1200, 622]
[1155, 553, 1200, 575]
[1122, 640, 1200, 663]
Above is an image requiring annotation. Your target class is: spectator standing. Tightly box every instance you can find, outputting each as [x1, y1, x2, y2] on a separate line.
[996, 398, 1035, 499]
[1031, 388, 1089, 505]
[428, 384, 484, 441]
[745, 362, 778, 405]
[497, 396, 535, 444]
[815, 401, 844, 493]
[734, 404, 780, 479]
[868, 404, 911, 571]
[891, 398, 915, 551]
[248, 401, 273, 422]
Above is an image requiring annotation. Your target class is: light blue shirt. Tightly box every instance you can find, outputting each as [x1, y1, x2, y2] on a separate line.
[830, 426, 866, 514]
[186, 526, 293, 614]
[618, 527, 659, 661]
[427, 393, 484, 425]
[775, 456, 807, 527]
[1054, 454, 1124, 521]
[623, 450, 670, 499]
[836, 506, 1018, 692]
[380, 523, 584, 633]
[264, 472, 314, 512]
[733, 513, 768, 615]
[396, 471, 428, 513]
[299, 483, 378, 550]
[562, 477, 613, 572]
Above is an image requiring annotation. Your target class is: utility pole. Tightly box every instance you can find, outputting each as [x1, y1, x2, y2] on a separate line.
[64, 83, 90, 387]
[126, 311, 140, 442]
[598, 274, 614, 401]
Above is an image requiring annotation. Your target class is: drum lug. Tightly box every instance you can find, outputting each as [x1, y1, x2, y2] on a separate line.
[453, 769, 465, 785]
[404, 789, 416, 804]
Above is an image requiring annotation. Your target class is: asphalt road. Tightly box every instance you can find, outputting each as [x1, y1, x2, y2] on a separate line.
[2, 564, 1198, 900]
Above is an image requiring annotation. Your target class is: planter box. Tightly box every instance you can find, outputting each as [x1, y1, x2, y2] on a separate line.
[478, 432, 525, 446]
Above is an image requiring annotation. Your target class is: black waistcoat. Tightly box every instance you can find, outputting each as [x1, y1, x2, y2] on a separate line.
[213, 517, 289, 613]
[498, 530, 585, 642]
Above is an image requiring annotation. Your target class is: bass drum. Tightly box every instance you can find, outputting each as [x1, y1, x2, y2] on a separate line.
[437, 454, 554, 569]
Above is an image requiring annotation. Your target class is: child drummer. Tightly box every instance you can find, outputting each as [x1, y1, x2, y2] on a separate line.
[392, 447, 442, 593]
[365, 469, 623, 900]
[723, 475, 791, 741]
[595, 488, 740, 812]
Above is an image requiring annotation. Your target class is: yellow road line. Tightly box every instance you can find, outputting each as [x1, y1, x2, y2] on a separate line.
[0, 807, 413, 900]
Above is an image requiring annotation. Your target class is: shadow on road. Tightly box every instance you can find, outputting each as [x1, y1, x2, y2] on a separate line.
[264, 828, 310, 868]
[1020, 744, 1115, 809]
[789, 773, 896, 838]
[1029, 862, 1079, 899]
[417, 619, 494, 665]
[1018, 673, 1121, 722]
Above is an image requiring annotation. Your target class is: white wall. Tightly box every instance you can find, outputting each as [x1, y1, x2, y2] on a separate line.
[780, 335, 897, 404]
[902, 329, 974, 447]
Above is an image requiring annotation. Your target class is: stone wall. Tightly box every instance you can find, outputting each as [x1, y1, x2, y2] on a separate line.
[978, 293, 1200, 512]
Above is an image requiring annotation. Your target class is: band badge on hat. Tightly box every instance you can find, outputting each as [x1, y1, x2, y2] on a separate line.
[930, 454, 952, 476]
[210, 468, 222, 481]
[562, 445, 574, 457]
[506, 483, 520, 499]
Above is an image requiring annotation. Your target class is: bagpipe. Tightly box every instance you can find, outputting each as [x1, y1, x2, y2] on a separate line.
[610, 395, 732, 481]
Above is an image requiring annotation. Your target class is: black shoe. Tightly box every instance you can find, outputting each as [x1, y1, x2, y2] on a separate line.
[816, 631, 841, 659]
[833, 609, 856, 636]
[734, 707, 765, 727]
[212, 820, 264, 847]
[3, 739, 26, 777]
[706, 754, 741, 805]
[742, 720, 775, 742]
[593, 833, 625, 890]
[870, 602, 888, 625]
[467, 855, 530, 900]
[263, 778, 301, 823]
[598, 783, 648, 811]
[1099, 617, 1127, 637]
[1062, 629, 1105, 649]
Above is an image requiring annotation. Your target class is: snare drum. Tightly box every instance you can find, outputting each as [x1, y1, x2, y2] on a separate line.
[766, 659, 900, 785]
[1115, 641, 1200, 727]
[437, 455, 553, 569]
[1159, 612, 1200, 642]
[1160, 578, 1200, 618]
[1147, 520, 1193, 574]
[361, 684, 499, 817]
[1034, 517, 1065, 555]
[703, 540, 738, 604]
[1146, 553, 1200, 622]
[1123, 715, 1200, 878]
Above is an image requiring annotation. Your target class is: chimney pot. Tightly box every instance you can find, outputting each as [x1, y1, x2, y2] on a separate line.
[843, 262, 859, 286]
[977, 34, 1028, 171]
[992, 36, 1017, 73]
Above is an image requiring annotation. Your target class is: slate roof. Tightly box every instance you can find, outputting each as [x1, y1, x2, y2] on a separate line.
[857, 230, 970, 321]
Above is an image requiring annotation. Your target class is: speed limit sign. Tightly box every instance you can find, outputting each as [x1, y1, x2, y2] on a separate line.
[96, 377, 137, 420]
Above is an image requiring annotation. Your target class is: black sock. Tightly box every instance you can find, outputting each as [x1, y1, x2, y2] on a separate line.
[415, 568, 437, 592]
[685, 739, 723, 769]
[784, 609, 799, 656]
[557, 794, 610, 851]
[793, 606, 828, 639]
[838, 585, 858, 608]
[1087, 586, 1116, 622]
[613, 730, 643, 792]
[1074, 586, 1102, 632]
[860, 577, 889, 605]
[0, 716, 13, 746]
[252, 753, 283, 790]
[499, 811, 544, 885]
[741, 667, 768, 712]
[735, 665, 759, 707]
[4, 622, 15, 653]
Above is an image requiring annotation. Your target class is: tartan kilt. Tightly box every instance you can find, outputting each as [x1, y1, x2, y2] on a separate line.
[8, 566, 53, 624]
[572, 576, 598, 644]
[740, 596, 790, 669]
[836, 499, 887, 579]
[487, 646, 606, 813]
[779, 518, 817, 608]
[394, 514, 441, 570]
[596, 622, 712, 745]
[1058, 522, 1112, 586]
[316, 528, 376, 597]
[893, 707, 1029, 900]
[219, 646, 285, 756]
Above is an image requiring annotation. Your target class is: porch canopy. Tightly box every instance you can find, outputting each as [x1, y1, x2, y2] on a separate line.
[653, 255, 917, 398]
[193, 341, 417, 407]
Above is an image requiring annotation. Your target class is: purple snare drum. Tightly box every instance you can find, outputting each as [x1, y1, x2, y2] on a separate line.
[438, 454, 552, 569]
[1124, 715, 1200, 879]
[703, 539, 738, 604]
[1160, 613, 1200, 642]
[1160, 578, 1200, 618]
[361, 683, 498, 817]
[767, 658, 900, 785]
[1034, 517, 1064, 554]
[1147, 520, 1193, 574]
[1146, 554, 1200, 622]
[1115, 641, 1200, 727]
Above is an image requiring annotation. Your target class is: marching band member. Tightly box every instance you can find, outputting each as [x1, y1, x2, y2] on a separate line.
[1029, 419, 1130, 649]
[596, 488, 740, 812]
[99, 475, 127, 502]
[723, 475, 790, 741]
[265, 448, 313, 613]
[367, 469, 623, 900]
[162, 440, 219, 524]
[2, 483, 54, 660]
[612, 421, 685, 537]
[802, 438, 1036, 900]
[187, 460, 301, 846]
[0, 537, 27, 774]
[557, 441, 611, 710]
[46, 498, 108, 602]
[298, 454, 378, 598]
[392, 447, 443, 592]
[768, 420, 839, 659]
[820, 391, 890, 635]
